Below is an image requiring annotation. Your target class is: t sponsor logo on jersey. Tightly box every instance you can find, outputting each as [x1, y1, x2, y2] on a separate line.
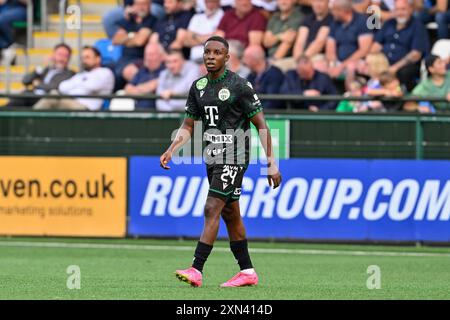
[204, 106, 219, 126]
[196, 78, 208, 90]
[218, 88, 230, 101]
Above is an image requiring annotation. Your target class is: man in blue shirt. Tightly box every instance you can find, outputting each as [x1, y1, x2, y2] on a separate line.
[242, 45, 285, 109]
[103, 0, 165, 39]
[149, 0, 194, 55]
[124, 43, 165, 109]
[326, 0, 373, 79]
[370, 0, 430, 91]
[112, 0, 157, 89]
[281, 55, 338, 111]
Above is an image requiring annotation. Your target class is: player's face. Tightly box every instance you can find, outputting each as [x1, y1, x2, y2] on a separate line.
[203, 41, 229, 73]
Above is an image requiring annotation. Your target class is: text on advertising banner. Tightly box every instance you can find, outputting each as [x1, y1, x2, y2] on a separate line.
[129, 157, 450, 242]
[0, 156, 127, 237]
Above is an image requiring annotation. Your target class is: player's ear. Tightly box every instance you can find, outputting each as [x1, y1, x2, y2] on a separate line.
[225, 53, 230, 63]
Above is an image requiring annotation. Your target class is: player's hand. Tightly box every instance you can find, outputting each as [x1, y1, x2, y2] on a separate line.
[267, 162, 282, 189]
[160, 150, 172, 170]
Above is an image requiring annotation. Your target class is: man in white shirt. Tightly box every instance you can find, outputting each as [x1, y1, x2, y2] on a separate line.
[156, 49, 201, 111]
[33, 46, 115, 111]
[171, 0, 224, 63]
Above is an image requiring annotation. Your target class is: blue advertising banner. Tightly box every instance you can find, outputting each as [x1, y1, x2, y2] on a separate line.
[129, 157, 450, 242]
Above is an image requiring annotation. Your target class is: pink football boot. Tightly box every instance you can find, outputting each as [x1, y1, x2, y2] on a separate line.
[175, 267, 203, 287]
[220, 271, 259, 287]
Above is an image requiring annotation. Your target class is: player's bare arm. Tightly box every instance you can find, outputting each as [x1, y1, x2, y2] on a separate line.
[250, 112, 282, 189]
[160, 117, 195, 170]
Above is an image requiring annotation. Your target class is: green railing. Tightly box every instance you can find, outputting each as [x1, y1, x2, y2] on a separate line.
[0, 110, 449, 159]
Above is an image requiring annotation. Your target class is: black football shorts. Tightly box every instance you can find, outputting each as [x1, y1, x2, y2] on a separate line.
[206, 164, 247, 203]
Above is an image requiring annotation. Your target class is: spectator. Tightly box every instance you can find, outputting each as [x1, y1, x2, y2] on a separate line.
[6, 44, 75, 108]
[280, 55, 338, 111]
[150, 0, 194, 53]
[367, 71, 404, 111]
[409, 55, 450, 112]
[362, 53, 390, 91]
[124, 43, 166, 109]
[103, 0, 165, 39]
[326, 0, 373, 79]
[171, 0, 224, 63]
[263, 0, 303, 60]
[156, 49, 201, 111]
[215, 0, 267, 47]
[336, 77, 367, 112]
[370, 0, 396, 23]
[33, 46, 115, 111]
[227, 39, 251, 78]
[416, 0, 450, 39]
[0, 0, 27, 57]
[243, 45, 285, 109]
[293, 0, 332, 60]
[111, 0, 157, 88]
[370, 0, 430, 91]
[345, 52, 389, 90]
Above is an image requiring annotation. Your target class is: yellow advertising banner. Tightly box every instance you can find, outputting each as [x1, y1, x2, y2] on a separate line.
[0, 157, 127, 237]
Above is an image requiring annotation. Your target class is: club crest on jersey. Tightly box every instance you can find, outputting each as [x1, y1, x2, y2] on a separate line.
[196, 78, 208, 90]
[218, 88, 230, 101]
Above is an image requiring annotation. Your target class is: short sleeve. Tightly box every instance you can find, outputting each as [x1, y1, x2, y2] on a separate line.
[249, 10, 267, 32]
[185, 83, 201, 120]
[300, 14, 312, 28]
[239, 81, 263, 118]
[116, 18, 128, 30]
[356, 14, 372, 38]
[142, 15, 156, 30]
[328, 20, 337, 39]
[411, 21, 430, 54]
[374, 23, 385, 44]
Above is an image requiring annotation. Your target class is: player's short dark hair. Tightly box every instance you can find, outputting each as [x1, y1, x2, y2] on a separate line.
[82, 45, 101, 58]
[54, 43, 72, 56]
[205, 36, 229, 51]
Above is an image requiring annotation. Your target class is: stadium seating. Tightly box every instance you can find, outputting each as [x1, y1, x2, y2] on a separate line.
[0, 1, 448, 110]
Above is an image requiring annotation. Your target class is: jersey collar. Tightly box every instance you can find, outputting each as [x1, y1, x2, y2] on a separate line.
[208, 69, 228, 84]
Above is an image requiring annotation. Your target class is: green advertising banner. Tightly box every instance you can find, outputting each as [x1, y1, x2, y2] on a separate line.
[251, 119, 290, 160]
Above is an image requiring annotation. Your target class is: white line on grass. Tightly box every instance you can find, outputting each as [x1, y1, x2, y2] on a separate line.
[0, 241, 449, 258]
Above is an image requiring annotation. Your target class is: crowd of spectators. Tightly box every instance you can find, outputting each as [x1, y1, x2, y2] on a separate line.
[3, 0, 450, 112]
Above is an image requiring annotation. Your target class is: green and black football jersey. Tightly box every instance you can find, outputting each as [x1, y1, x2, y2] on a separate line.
[185, 69, 263, 166]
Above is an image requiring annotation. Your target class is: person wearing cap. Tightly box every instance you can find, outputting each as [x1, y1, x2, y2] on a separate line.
[409, 55, 450, 112]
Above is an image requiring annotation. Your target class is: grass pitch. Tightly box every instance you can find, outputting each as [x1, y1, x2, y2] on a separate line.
[0, 237, 449, 300]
